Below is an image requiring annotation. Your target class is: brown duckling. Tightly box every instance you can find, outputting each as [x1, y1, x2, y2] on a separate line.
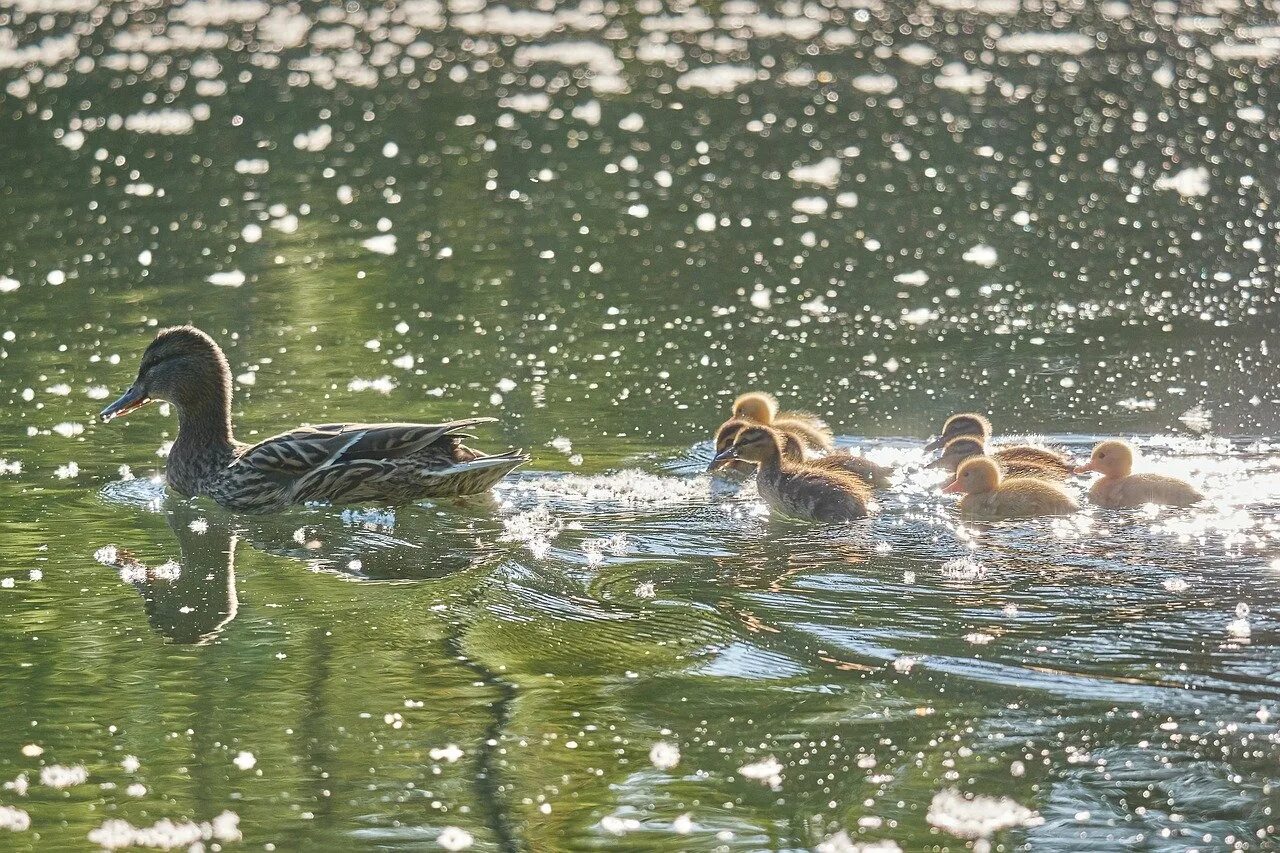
[1075, 440, 1204, 508]
[708, 422, 893, 488]
[712, 425, 870, 522]
[942, 457, 1079, 519]
[732, 391, 833, 451]
[927, 436, 1072, 481]
[100, 326, 527, 513]
[925, 412, 1072, 477]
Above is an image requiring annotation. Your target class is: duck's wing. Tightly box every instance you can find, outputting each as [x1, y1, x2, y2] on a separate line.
[234, 419, 499, 478]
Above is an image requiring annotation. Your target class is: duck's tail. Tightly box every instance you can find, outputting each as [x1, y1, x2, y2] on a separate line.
[427, 448, 529, 497]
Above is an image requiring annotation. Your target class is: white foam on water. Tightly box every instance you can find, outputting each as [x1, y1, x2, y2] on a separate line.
[1154, 166, 1210, 198]
[788, 157, 841, 188]
[0, 805, 30, 832]
[40, 764, 88, 789]
[206, 270, 246, 287]
[738, 755, 783, 789]
[676, 65, 756, 94]
[852, 73, 897, 94]
[996, 32, 1094, 54]
[87, 811, 240, 850]
[361, 234, 398, 255]
[962, 244, 998, 267]
[927, 788, 1040, 839]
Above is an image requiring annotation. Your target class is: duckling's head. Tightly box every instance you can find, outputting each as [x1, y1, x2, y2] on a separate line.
[712, 425, 783, 466]
[732, 391, 778, 424]
[926, 436, 986, 471]
[942, 456, 1001, 495]
[101, 325, 231, 422]
[924, 412, 992, 451]
[708, 418, 753, 473]
[1076, 439, 1134, 478]
[778, 430, 807, 463]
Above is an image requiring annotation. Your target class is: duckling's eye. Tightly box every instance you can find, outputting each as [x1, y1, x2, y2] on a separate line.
[1098, 452, 1107, 459]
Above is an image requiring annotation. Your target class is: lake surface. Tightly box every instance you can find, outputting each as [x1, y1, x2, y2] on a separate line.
[3, 0, 1280, 849]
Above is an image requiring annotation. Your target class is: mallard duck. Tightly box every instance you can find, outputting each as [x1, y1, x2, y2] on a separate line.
[1075, 440, 1203, 508]
[927, 436, 1072, 480]
[99, 326, 528, 513]
[708, 421, 893, 488]
[732, 391, 833, 450]
[942, 457, 1078, 519]
[924, 412, 1071, 476]
[712, 425, 870, 522]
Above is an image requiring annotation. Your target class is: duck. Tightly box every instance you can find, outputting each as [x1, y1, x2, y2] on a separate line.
[1075, 440, 1204, 508]
[927, 436, 1072, 481]
[708, 421, 893, 488]
[711, 425, 870, 522]
[731, 391, 834, 451]
[942, 456, 1079, 519]
[925, 412, 1072, 477]
[99, 325, 528, 514]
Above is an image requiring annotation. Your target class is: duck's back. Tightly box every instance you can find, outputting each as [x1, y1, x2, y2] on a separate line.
[211, 419, 525, 512]
[760, 465, 869, 522]
[1091, 473, 1203, 508]
[809, 452, 893, 489]
[773, 413, 834, 451]
[992, 445, 1073, 479]
[961, 478, 1077, 519]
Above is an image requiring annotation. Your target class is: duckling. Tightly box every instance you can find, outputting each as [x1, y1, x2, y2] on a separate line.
[708, 422, 893, 488]
[711, 425, 870, 522]
[942, 456, 1078, 519]
[927, 436, 1072, 481]
[732, 391, 833, 450]
[924, 412, 1072, 476]
[707, 417, 758, 477]
[1075, 440, 1203, 508]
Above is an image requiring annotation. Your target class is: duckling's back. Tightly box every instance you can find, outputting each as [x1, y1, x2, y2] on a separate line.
[1091, 473, 1203, 508]
[992, 445, 1073, 480]
[961, 477, 1077, 519]
[761, 465, 870, 522]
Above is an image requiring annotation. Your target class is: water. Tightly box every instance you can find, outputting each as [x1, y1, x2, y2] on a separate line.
[2, 0, 1280, 849]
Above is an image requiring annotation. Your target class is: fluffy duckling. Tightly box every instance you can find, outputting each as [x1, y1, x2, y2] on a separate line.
[925, 412, 1072, 477]
[942, 457, 1078, 519]
[709, 422, 893, 488]
[928, 436, 1072, 481]
[712, 425, 870, 522]
[1075, 440, 1204, 508]
[732, 391, 833, 451]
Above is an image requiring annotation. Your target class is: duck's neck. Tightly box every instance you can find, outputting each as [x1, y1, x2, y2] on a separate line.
[168, 386, 236, 496]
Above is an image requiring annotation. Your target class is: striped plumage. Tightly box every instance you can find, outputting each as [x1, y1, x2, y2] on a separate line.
[928, 436, 1073, 481]
[101, 326, 528, 514]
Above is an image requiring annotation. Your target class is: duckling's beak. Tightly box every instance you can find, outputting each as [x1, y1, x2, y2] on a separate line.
[100, 384, 150, 422]
[707, 447, 739, 472]
[924, 455, 949, 470]
[923, 435, 944, 452]
[940, 478, 963, 494]
[1073, 462, 1098, 475]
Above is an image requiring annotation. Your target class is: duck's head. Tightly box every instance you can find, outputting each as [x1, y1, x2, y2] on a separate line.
[924, 412, 992, 452]
[942, 456, 1000, 495]
[100, 325, 231, 422]
[708, 418, 753, 473]
[712, 425, 783, 467]
[732, 391, 778, 424]
[926, 436, 986, 471]
[1075, 439, 1133, 478]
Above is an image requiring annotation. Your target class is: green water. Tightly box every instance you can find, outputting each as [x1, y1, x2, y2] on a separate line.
[3, 0, 1280, 849]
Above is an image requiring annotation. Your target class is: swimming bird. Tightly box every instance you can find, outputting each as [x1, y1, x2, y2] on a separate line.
[708, 421, 893, 488]
[731, 391, 833, 450]
[711, 425, 870, 522]
[1075, 440, 1204, 508]
[927, 436, 1072, 481]
[942, 456, 1078, 519]
[924, 413, 1072, 477]
[99, 326, 528, 513]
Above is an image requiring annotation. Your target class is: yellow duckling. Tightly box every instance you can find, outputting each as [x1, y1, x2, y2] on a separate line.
[732, 391, 833, 451]
[925, 413, 1072, 477]
[942, 457, 1078, 519]
[712, 425, 870, 522]
[927, 436, 1072, 481]
[1075, 440, 1204, 508]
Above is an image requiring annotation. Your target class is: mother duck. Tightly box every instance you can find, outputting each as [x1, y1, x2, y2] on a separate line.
[100, 326, 528, 513]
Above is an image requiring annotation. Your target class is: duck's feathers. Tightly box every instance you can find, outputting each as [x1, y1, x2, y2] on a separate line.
[809, 452, 894, 489]
[212, 419, 526, 512]
[991, 445, 1073, 479]
[1089, 473, 1203, 508]
[773, 414, 834, 451]
[758, 465, 870, 523]
[959, 477, 1078, 519]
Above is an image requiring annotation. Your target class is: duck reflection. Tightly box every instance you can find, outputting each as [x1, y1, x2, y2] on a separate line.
[110, 495, 509, 644]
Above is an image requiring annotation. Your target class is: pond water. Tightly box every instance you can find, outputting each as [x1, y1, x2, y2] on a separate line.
[3, 0, 1280, 849]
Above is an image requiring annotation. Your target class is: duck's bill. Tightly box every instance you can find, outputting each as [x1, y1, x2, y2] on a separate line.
[706, 447, 743, 472]
[922, 436, 944, 452]
[100, 385, 149, 422]
[924, 456, 949, 470]
[1073, 463, 1097, 475]
[940, 478, 963, 494]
